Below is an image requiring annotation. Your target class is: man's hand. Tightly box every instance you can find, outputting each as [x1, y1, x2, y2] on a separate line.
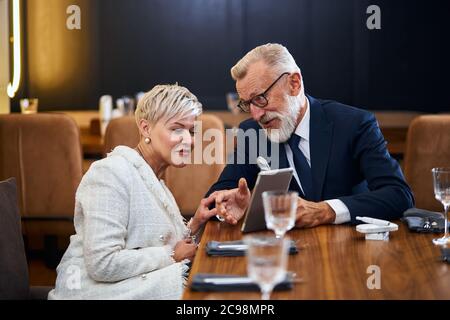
[213, 178, 251, 225]
[295, 198, 336, 228]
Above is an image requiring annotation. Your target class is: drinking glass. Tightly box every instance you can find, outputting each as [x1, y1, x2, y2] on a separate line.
[262, 191, 298, 238]
[122, 96, 135, 115]
[244, 235, 289, 300]
[20, 98, 38, 114]
[432, 168, 450, 246]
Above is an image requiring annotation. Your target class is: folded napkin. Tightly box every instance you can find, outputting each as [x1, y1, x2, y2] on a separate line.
[190, 273, 294, 292]
[206, 240, 299, 257]
[402, 208, 448, 233]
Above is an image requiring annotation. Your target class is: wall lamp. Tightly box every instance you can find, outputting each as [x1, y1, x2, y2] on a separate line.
[6, 0, 21, 98]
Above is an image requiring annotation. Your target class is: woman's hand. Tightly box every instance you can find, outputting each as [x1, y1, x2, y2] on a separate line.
[173, 239, 197, 262]
[190, 193, 219, 234]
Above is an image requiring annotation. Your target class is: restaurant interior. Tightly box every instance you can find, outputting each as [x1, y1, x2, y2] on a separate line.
[0, 0, 449, 300]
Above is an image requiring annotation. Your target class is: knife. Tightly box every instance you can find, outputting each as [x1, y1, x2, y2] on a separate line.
[203, 277, 254, 285]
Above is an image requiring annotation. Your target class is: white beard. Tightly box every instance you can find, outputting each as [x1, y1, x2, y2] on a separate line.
[260, 95, 302, 143]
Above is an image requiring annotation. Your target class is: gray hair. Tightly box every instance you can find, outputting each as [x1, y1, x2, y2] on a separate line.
[231, 43, 301, 80]
[135, 84, 202, 125]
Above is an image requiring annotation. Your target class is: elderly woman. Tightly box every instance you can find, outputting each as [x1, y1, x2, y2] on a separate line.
[48, 84, 219, 299]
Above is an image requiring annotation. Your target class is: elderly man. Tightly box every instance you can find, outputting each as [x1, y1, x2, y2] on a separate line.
[207, 43, 414, 227]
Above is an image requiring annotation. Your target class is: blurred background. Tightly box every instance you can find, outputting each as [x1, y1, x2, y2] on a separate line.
[1, 0, 450, 113]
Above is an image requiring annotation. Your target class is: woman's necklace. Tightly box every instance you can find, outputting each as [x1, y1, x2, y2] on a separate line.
[136, 145, 165, 179]
[136, 146, 144, 158]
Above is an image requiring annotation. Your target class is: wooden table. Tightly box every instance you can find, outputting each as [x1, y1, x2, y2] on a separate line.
[183, 221, 449, 300]
[79, 128, 104, 156]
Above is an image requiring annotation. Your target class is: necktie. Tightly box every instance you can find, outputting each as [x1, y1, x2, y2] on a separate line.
[287, 134, 313, 199]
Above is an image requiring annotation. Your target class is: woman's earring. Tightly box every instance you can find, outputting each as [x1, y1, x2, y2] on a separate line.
[144, 137, 151, 144]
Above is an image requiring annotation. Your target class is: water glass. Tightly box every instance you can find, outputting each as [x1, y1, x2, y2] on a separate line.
[262, 190, 298, 238]
[432, 168, 450, 246]
[245, 235, 289, 300]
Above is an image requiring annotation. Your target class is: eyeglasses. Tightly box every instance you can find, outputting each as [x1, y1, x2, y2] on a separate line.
[237, 72, 290, 113]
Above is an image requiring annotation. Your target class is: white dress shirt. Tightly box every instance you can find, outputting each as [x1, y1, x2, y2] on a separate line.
[284, 98, 351, 224]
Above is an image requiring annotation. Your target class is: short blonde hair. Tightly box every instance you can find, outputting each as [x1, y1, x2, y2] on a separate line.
[231, 43, 300, 80]
[135, 84, 202, 124]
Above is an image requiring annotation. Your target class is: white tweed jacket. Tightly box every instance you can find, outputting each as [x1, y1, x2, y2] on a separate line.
[48, 146, 189, 300]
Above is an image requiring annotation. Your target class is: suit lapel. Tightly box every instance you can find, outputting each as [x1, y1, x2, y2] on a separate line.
[308, 96, 333, 202]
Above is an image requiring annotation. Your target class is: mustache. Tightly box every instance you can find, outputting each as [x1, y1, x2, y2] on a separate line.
[259, 111, 283, 125]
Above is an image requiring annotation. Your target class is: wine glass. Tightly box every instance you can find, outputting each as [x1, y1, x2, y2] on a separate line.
[244, 235, 289, 300]
[432, 168, 450, 246]
[262, 190, 298, 238]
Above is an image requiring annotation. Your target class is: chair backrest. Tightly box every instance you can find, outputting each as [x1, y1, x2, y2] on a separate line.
[103, 116, 139, 154]
[0, 178, 30, 299]
[0, 114, 83, 235]
[404, 115, 450, 211]
[103, 114, 226, 216]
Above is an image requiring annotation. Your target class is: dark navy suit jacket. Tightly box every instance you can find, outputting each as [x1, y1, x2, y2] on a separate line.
[206, 95, 414, 223]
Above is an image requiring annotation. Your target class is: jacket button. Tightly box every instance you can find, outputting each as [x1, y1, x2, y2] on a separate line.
[141, 274, 147, 280]
[159, 235, 165, 242]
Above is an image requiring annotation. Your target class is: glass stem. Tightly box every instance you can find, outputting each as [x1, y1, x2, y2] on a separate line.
[443, 204, 449, 239]
[261, 288, 272, 300]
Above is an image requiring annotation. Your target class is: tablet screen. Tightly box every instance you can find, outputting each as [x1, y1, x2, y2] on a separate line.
[241, 168, 294, 233]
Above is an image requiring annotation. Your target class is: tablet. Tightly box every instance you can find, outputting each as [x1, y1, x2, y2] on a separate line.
[241, 168, 294, 233]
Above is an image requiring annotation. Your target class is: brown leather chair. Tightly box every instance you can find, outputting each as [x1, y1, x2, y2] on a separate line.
[103, 114, 226, 216]
[103, 116, 140, 154]
[404, 115, 450, 211]
[0, 113, 83, 266]
[0, 177, 52, 300]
